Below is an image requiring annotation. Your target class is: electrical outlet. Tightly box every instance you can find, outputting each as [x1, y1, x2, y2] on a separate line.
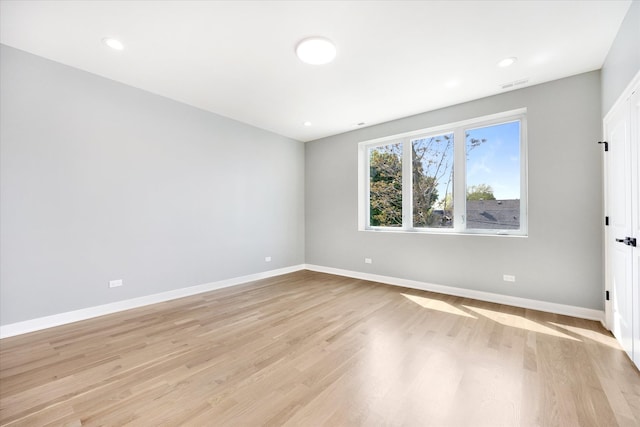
[365, 258, 372, 264]
[109, 279, 123, 288]
[503, 274, 516, 282]
[265, 256, 272, 262]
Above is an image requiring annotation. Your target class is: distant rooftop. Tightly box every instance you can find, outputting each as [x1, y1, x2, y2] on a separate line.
[466, 199, 520, 230]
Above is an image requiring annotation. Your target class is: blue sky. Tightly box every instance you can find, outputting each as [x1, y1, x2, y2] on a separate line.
[465, 120, 521, 200]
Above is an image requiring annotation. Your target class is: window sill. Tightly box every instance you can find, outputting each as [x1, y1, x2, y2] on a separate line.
[359, 228, 528, 238]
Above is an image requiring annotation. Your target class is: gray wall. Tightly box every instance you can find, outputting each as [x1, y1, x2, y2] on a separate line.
[601, 0, 640, 115]
[0, 45, 305, 325]
[306, 71, 603, 310]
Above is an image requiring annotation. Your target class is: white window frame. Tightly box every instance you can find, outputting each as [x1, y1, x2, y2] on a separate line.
[358, 108, 528, 236]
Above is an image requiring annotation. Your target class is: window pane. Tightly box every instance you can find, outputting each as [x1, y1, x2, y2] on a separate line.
[412, 133, 454, 228]
[466, 121, 520, 230]
[369, 143, 403, 227]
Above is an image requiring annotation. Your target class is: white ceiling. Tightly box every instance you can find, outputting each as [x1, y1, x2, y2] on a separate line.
[0, 0, 632, 142]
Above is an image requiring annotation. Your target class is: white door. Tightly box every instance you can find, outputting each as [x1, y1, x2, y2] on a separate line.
[605, 98, 634, 361]
[605, 75, 639, 368]
[631, 88, 640, 367]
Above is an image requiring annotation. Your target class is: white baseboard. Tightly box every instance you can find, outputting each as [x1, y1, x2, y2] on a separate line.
[304, 264, 605, 322]
[0, 264, 306, 339]
[1, 263, 605, 339]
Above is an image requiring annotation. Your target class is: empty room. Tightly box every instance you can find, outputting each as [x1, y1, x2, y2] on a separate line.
[1, 0, 639, 426]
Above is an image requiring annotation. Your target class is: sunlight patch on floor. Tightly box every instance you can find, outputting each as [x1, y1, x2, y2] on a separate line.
[401, 294, 477, 319]
[464, 306, 581, 341]
[548, 322, 620, 349]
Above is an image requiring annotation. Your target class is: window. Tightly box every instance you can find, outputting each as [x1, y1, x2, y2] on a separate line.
[359, 109, 527, 235]
[466, 121, 522, 230]
[369, 142, 403, 227]
[412, 132, 454, 229]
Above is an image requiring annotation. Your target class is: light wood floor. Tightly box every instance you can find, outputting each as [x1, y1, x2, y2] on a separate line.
[1, 270, 639, 426]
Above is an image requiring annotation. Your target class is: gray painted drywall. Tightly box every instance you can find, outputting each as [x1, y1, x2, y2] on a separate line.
[602, 0, 640, 115]
[306, 71, 603, 310]
[0, 45, 305, 325]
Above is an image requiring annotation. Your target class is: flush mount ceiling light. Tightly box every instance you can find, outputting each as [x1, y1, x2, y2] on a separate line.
[296, 37, 336, 65]
[102, 37, 124, 51]
[304, 121, 312, 126]
[497, 57, 517, 67]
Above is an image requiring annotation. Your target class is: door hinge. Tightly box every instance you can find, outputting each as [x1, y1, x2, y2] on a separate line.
[605, 216, 609, 226]
[606, 290, 610, 301]
[598, 141, 609, 152]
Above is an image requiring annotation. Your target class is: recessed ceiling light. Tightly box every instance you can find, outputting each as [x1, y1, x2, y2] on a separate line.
[102, 37, 124, 51]
[445, 80, 460, 88]
[296, 37, 336, 65]
[304, 121, 312, 126]
[497, 57, 517, 67]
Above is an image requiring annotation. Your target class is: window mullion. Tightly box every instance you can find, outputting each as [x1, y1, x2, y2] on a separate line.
[362, 145, 371, 229]
[453, 128, 466, 232]
[402, 138, 412, 230]
[519, 116, 528, 235]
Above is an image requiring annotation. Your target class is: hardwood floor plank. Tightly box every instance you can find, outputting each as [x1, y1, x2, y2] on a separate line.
[1, 270, 639, 426]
